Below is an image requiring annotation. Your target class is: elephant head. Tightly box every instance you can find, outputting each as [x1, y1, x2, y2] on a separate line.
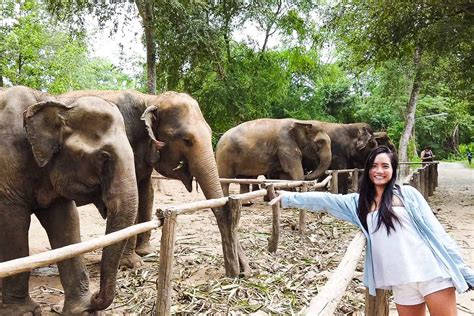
[23, 97, 138, 310]
[290, 121, 332, 180]
[351, 124, 378, 165]
[374, 131, 397, 152]
[141, 92, 223, 201]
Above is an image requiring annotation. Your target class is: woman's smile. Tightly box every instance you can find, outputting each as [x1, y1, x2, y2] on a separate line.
[369, 153, 393, 188]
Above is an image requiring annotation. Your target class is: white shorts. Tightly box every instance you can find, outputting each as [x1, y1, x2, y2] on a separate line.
[391, 277, 454, 305]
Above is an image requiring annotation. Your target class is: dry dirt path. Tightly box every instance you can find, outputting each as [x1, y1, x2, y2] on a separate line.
[430, 162, 473, 315]
[21, 162, 474, 314]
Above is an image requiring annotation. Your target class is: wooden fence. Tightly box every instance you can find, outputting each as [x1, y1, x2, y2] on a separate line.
[0, 162, 439, 315]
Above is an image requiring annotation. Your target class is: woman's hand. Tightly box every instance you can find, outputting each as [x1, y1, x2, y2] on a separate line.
[269, 190, 285, 206]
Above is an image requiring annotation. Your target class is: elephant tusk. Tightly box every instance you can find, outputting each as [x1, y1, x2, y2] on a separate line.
[173, 161, 186, 171]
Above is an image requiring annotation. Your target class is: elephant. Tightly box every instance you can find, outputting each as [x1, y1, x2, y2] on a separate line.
[308, 121, 387, 193]
[215, 118, 332, 196]
[58, 90, 247, 276]
[374, 131, 397, 152]
[0, 86, 139, 314]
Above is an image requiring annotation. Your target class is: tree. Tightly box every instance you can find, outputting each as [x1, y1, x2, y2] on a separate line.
[0, 1, 87, 91]
[327, 2, 474, 162]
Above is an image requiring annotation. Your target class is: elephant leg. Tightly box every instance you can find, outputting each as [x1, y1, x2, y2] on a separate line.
[222, 182, 230, 197]
[34, 199, 93, 315]
[0, 205, 41, 315]
[279, 150, 305, 181]
[135, 177, 155, 256]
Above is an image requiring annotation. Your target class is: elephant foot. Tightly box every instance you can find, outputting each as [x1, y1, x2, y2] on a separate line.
[61, 292, 97, 315]
[120, 252, 144, 269]
[0, 297, 42, 316]
[135, 242, 155, 256]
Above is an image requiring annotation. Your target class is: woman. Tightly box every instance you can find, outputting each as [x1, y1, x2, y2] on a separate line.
[278, 146, 473, 316]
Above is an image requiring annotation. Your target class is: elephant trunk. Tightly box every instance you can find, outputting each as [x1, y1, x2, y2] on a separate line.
[91, 152, 138, 310]
[304, 147, 333, 181]
[188, 146, 241, 276]
[189, 147, 224, 200]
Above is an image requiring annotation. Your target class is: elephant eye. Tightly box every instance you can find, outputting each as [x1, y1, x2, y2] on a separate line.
[183, 137, 193, 147]
[98, 150, 111, 162]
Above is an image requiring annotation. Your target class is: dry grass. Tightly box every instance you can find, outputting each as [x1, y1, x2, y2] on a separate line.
[110, 207, 366, 315]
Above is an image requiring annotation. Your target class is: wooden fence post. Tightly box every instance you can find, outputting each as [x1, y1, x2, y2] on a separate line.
[430, 164, 436, 194]
[351, 169, 359, 192]
[412, 172, 421, 191]
[424, 167, 429, 198]
[266, 184, 281, 253]
[419, 168, 426, 198]
[365, 289, 390, 316]
[434, 163, 438, 189]
[427, 164, 433, 196]
[299, 183, 308, 235]
[330, 171, 339, 194]
[156, 212, 178, 316]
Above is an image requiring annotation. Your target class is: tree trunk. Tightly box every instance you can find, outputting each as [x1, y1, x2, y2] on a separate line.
[0, 75, 3, 87]
[135, 0, 156, 94]
[398, 46, 422, 168]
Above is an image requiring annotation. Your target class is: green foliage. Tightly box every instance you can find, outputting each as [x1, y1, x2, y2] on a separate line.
[415, 96, 472, 158]
[0, 1, 137, 92]
[3, 0, 472, 160]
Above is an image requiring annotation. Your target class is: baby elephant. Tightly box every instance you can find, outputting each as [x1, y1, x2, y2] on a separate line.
[216, 118, 332, 196]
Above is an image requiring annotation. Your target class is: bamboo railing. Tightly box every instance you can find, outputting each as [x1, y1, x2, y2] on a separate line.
[0, 162, 439, 315]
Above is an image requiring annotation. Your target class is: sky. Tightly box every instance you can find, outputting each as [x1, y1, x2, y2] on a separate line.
[86, 12, 145, 76]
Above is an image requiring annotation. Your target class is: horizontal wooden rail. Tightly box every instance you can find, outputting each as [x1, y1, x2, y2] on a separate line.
[304, 231, 366, 315]
[0, 220, 162, 278]
[326, 169, 358, 174]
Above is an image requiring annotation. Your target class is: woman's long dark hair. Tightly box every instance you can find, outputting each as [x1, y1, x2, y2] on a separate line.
[357, 146, 400, 235]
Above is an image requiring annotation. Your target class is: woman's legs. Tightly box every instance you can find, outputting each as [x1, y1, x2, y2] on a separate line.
[396, 302, 426, 316]
[424, 287, 457, 316]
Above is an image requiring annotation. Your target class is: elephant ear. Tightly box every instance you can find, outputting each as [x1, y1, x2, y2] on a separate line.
[289, 121, 313, 143]
[23, 100, 74, 167]
[140, 106, 166, 150]
[356, 127, 374, 150]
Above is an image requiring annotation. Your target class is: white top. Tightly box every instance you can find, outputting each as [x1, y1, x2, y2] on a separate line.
[368, 206, 450, 289]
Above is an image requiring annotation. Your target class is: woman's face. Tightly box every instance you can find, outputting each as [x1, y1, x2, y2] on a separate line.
[369, 153, 393, 188]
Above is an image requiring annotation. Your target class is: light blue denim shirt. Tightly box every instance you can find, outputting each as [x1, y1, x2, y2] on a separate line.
[281, 185, 474, 296]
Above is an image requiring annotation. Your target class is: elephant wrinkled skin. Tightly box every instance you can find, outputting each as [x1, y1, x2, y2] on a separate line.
[0, 86, 138, 314]
[59, 90, 247, 276]
[216, 118, 332, 196]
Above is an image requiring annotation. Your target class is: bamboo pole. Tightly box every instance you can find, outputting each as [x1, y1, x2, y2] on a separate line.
[0, 220, 161, 278]
[266, 184, 281, 253]
[155, 213, 178, 316]
[304, 231, 366, 315]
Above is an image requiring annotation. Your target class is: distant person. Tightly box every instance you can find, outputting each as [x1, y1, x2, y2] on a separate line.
[467, 150, 472, 165]
[276, 146, 473, 315]
[420, 145, 434, 166]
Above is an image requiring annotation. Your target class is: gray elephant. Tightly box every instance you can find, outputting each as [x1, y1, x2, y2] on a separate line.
[0, 86, 138, 314]
[58, 90, 246, 276]
[308, 121, 385, 193]
[216, 118, 332, 196]
[374, 131, 397, 152]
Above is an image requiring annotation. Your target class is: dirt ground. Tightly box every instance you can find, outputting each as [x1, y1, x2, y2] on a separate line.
[22, 162, 474, 314]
